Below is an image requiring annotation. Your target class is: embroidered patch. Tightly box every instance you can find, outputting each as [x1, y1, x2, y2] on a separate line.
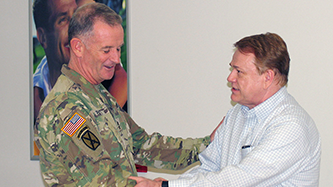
[77, 125, 89, 139]
[81, 130, 100, 150]
[61, 112, 86, 137]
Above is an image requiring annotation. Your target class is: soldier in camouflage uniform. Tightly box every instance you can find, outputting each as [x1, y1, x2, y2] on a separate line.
[34, 3, 213, 186]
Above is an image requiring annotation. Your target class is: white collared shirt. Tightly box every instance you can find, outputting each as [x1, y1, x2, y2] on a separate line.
[170, 87, 321, 187]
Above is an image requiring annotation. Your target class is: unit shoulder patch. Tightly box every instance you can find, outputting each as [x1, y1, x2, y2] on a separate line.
[81, 130, 100, 150]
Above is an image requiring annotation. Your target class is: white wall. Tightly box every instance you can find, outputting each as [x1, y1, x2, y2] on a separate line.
[1, 0, 332, 186]
[128, 1, 333, 186]
[0, 0, 44, 186]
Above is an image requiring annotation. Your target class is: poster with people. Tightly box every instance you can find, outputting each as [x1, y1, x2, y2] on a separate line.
[31, 0, 127, 159]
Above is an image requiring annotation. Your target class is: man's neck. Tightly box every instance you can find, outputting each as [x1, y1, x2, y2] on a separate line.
[68, 59, 99, 85]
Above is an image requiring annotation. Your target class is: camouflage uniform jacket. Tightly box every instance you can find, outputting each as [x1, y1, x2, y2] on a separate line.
[34, 65, 210, 187]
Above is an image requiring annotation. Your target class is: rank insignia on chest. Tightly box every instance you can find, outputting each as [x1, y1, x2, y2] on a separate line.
[61, 112, 86, 137]
[81, 129, 100, 150]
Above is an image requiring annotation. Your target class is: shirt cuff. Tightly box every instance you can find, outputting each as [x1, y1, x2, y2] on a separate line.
[161, 181, 168, 187]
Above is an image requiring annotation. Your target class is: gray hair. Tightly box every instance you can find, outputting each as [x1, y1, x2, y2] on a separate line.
[68, 2, 122, 44]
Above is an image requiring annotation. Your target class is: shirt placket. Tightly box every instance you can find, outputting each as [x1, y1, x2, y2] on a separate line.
[235, 109, 257, 163]
[243, 111, 257, 146]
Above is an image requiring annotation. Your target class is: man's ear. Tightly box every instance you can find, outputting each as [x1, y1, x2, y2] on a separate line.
[70, 38, 84, 58]
[36, 27, 47, 48]
[264, 69, 275, 89]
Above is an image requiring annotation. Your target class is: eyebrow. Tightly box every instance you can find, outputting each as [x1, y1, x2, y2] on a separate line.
[229, 63, 239, 69]
[56, 12, 68, 18]
[50, 12, 68, 24]
[101, 43, 124, 49]
[101, 46, 112, 50]
[100, 44, 123, 51]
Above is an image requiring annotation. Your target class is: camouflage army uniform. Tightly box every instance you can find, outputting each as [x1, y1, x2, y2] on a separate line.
[34, 65, 210, 187]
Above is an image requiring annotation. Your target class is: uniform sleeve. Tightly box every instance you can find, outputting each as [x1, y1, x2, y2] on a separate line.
[35, 105, 83, 186]
[35, 99, 137, 187]
[37, 136, 78, 187]
[123, 112, 211, 170]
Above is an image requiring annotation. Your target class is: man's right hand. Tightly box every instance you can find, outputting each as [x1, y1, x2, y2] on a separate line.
[128, 176, 166, 187]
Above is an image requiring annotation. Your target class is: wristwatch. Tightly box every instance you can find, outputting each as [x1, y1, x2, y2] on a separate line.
[162, 181, 168, 187]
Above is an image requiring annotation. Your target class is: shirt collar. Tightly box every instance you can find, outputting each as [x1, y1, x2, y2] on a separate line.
[241, 86, 288, 120]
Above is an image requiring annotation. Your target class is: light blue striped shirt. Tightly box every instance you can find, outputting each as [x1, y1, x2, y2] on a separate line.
[170, 87, 321, 186]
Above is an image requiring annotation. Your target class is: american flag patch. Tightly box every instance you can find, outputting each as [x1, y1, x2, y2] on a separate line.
[61, 113, 86, 137]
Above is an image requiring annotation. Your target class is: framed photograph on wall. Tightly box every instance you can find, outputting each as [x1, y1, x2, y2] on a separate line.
[30, 0, 128, 160]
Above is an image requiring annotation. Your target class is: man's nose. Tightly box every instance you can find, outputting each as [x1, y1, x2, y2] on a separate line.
[109, 50, 121, 64]
[227, 70, 236, 83]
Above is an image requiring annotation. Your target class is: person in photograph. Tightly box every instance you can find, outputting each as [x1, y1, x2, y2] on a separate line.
[34, 3, 221, 186]
[129, 33, 321, 187]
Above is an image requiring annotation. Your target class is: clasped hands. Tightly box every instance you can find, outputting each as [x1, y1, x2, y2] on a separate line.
[129, 117, 224, 186]
[129, 176, 166, 187]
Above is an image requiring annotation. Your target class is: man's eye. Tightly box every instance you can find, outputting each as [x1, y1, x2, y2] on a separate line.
[104, 50, 110, 53]
[58, 17, 66, 24]
[233, 68, 240, 73]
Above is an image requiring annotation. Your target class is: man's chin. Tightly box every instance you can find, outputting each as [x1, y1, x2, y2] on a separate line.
[230, 95, 239, 103]
[103, 74, 115, 81]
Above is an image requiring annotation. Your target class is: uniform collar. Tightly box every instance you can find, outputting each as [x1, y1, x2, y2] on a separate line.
[61, 64, 101, 98]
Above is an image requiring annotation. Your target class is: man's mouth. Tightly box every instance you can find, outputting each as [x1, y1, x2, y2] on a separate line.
[104, 65, 115, 70]
[232, 87, 240, 92]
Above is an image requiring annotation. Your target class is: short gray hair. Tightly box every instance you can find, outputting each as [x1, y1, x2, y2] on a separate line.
[68, 2, 122, 44]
